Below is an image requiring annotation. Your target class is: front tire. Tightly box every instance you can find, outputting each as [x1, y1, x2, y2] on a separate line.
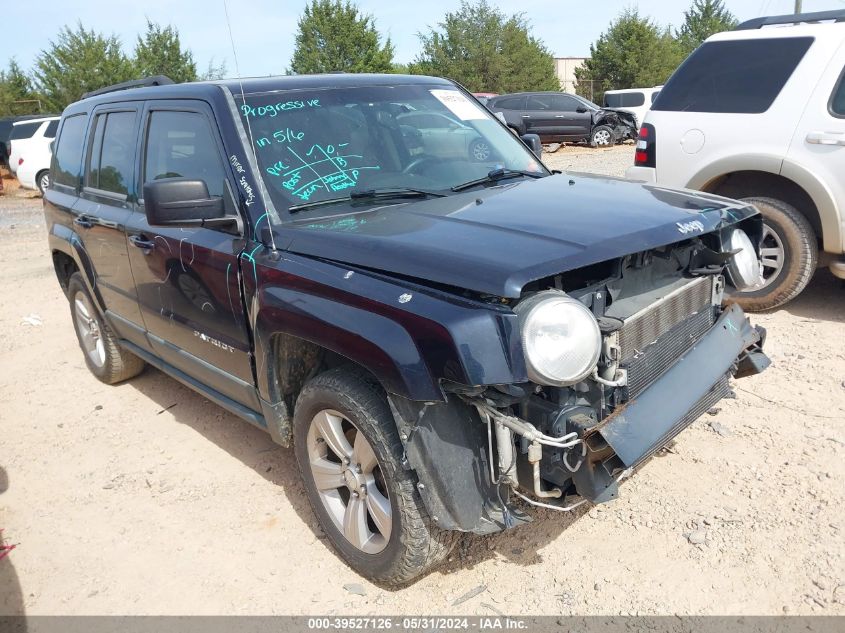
[67, 272, 145, 384]
[590, 125, 614, 147]
[293, 368, 454, 585]
[729, 196, 817, 311]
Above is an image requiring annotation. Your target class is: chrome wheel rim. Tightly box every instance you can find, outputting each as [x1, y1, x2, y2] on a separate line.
[73, 291, 106, 368]
[757, 223, 785, 289]
[471, 141, 491, 161]
[39, 173, 49, 192]
[593, 129, 611, 145]
[307, 409, 391, 554]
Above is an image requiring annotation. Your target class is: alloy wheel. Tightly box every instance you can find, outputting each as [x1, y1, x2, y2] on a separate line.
[757, 223, 785, 290]
[73, 291, 106, 368]
[306, 409, 392, 554]
[593, 129, 611, 145]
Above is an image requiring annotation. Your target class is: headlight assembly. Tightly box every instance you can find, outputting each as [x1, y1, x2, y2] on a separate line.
[723, 228, 763, 291]
[514, 291, 601, 386]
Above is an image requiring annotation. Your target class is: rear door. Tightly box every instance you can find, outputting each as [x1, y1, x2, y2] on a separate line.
[73, 105, 149, 348]
[124, 100, 257, 409]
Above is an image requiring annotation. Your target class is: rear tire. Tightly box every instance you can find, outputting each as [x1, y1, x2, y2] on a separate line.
[293, 367, 455, 585]
[67, 272, 145, 384]
[729, 196, 817, 311]
[36, 170, 49, 196]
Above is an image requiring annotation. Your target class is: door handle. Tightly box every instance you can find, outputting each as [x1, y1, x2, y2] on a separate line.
[129, 234, 156, 251]
[806, 131, 845, 146]
[522, 115, 531, 118]
[73, 215, 93, 229]
[554, 115, 566, 118]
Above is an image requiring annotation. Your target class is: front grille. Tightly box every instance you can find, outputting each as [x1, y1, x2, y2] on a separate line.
[623, 307, 716, 397]
[617, 276, 712, 361]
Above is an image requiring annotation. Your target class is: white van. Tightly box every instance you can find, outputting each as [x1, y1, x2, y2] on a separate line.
[602, 87, 662, 127]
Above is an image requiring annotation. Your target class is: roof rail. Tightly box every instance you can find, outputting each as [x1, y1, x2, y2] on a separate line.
[735, 9, 845, 31]
[81, 75, 174, 100]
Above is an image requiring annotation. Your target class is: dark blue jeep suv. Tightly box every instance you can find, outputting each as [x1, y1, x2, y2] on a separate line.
[43, 73, 769, 585]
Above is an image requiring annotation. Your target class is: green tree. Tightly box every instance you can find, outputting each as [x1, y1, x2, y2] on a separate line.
[133, 20, 197, 83]
[289, 0, 394, 74]
[0, 60, 41, 116]
[575, 9, 683, 103]
[200, 58, 228, 80]
[33, 23, 134, 111]
[410, 0, 558, 93]
[677, 0, 738, 54]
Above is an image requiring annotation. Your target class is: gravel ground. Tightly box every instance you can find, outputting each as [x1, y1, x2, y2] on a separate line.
[542, 143, 635, 177]
[0, 155, 843, 616]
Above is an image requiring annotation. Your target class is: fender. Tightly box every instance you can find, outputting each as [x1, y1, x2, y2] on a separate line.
[687, 153, 843, 254]
[244, 248, 527, 404]
[47, 222, 106, 311]
[780, 158, 842, 254]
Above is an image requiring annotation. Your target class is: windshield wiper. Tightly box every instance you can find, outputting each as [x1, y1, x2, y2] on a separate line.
[451, 168, 545, 192]
[289, 187, 446, 213]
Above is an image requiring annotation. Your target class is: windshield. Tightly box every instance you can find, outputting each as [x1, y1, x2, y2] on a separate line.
[236, 83, 547, 217]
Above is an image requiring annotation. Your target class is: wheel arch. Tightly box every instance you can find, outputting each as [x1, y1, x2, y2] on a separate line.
[689, 159, 841, 253]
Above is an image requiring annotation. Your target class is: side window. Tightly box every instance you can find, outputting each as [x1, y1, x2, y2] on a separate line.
[44, 120, 59, 139]
[650, 91, 660, 104]
[653, 37, 813, 114]
[830, 70, 845, 117]
[549, 95, 580, 111]
[86, 111, 136, 196]
[143, 110, 226, 198]
[493, 96, 524, 110]
[526, 95, 552, 111]
[10, 122, 39, 140]
[51, 115, 88, 189]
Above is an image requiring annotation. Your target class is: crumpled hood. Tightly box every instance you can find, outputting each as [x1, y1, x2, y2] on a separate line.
[279, 172, 757, 298]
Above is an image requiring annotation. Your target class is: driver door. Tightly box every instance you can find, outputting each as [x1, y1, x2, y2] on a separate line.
[123, 100, 257, 409]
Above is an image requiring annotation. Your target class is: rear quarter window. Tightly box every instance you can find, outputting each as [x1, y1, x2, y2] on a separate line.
[652, 37, 813, 114]
[605, 92, 645, 108]
[52, 115, 88, 189]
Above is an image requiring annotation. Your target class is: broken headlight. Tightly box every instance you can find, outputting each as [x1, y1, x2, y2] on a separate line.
[515, 291, 601, 386]
[723, 228, 763, 291]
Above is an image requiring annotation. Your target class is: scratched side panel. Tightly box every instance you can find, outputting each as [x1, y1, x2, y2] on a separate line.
[242, 247, 527, 403]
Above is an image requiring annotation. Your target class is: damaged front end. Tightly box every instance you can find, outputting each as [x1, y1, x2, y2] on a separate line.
[391, 223, 770, 534]
[595, 108, 639, 143]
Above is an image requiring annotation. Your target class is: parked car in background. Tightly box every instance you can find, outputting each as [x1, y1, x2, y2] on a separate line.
[603, 86, 662, 127]
[487, 91, 637, 146]
[627, 10, 845, 310]
[397, 109, 494, 161]
[0, 114, 47, 169]
[16, 136, 54, 194]
[8, 117, 58, 181]
[45, 73, 768, 584]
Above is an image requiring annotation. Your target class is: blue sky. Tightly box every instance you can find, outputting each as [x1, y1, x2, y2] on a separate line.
[4, 0, 844, 77]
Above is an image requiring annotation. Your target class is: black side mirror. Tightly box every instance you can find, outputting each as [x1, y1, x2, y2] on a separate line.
[520, 133, 543, 159]
[576, 106, 587, 113]
[143, 178, 236, 229]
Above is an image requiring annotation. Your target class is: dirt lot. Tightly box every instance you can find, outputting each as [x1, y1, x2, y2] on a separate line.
[1, 147, 843, 616]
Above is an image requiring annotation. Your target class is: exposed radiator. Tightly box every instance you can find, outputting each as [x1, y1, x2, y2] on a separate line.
[617, 276, 713, 361]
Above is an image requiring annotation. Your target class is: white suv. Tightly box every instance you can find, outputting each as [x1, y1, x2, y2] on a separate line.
[626, 10, 845, 310]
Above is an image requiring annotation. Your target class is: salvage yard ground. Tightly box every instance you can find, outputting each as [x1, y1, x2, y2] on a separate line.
[0, 145, 843, 615]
